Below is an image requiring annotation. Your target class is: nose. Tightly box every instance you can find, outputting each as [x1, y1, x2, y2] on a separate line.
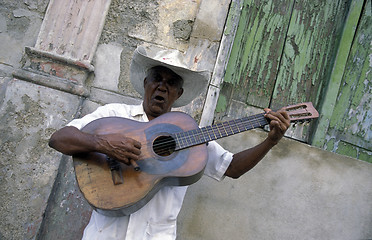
[157, 81, 167, 91]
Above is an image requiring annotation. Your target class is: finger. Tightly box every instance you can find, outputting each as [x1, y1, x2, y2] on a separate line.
[277, 108, 290, 121]
[267, 110, 290, 128]
[122, 143, 141, 155]
[276, 112, 290, 128]
[269, 119, 281, 131]
[264, 108, 272, 114]
[266, 111, 281, 123]
[115, 156, 130, 165]
[129, 146, 141, 156]
[132, 139, 142, 149]
[270, 118, 287, 134]
[121, 151, 140, 161]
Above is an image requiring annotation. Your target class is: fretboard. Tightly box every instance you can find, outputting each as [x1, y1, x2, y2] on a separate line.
[174, 113, 268, 150]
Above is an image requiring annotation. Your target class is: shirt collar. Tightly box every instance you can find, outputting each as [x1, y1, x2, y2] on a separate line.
[130, 102, 149, 122]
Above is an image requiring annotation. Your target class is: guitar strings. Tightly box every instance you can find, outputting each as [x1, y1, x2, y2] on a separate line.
[151, 120, 268, 156]
[151, 115, 268, 151]
[150, 114, 268, 155]
[149, 105, 314, 155]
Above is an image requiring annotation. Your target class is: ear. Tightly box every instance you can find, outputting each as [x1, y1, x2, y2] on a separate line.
[177, 88, 184, 99]
[143, 78, 148, 88]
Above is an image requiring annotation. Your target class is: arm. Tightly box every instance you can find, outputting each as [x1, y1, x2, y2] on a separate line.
[224, 109, 290, 179]
[49, 126, 141, 164]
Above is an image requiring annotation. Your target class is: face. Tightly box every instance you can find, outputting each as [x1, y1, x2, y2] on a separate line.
[143, 66, 184, 120]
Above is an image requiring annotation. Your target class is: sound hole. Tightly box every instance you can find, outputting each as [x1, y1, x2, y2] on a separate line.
[153, 135, 176, 157]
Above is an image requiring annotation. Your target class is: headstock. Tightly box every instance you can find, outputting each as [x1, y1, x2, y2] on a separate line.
[284, 102, 319, 122]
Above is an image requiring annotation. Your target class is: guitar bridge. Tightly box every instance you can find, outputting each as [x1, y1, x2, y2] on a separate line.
[107, 157, 124, 185]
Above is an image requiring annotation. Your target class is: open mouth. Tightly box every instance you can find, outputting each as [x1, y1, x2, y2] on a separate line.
[154, 95, 165, 102]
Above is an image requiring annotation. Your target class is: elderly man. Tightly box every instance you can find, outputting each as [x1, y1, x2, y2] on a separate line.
[49, 45, 290, 239]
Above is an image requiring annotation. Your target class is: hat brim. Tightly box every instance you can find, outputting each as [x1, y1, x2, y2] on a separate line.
[130, 46, 209, 107]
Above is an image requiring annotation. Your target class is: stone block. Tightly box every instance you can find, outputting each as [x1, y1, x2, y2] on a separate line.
[192, 0, 232, 41]
[92, 43, 123, 92]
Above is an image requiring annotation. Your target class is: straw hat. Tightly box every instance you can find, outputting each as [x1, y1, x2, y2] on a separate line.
[130, 45, 209, 107]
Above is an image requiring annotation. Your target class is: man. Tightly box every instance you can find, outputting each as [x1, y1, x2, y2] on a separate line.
[49, 45, 290, 239]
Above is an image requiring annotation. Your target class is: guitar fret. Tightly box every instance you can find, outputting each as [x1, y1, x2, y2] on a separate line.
[229, 120, 236, 134]
[191, 129, 198, 145]
[205, 126, 214, 140]
[206, 128, 212, 141]
[212, 124, 222, 139]
[179, 132, 186, 149]
[247, 116, 255, 129]
[221, 122, 228, 136]
[244, 118, 253, 130]
[199, 128, 206, 143]
[211, 126, 218, 139]
[200, 127, 209, 142]
[234, 119, 241, 132]
[222, 122, 231, 136]
[209, 125, 216, 139]
[181, 132, 188, 147]
[181, 132, 187, 147]
[186, 130, 193, 146]
[231, 120, 235, 134]
[213, 124, 220, 138]
[253, 115, 261, 128]
[219, 124, 226, 137]
[195, 130, 200, 144]
[175, 133, 181, 148]
[217, 123, 227, 138]
[237, 118, 246, 131]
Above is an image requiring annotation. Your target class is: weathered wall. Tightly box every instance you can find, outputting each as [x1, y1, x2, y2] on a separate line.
[178, 130, 372, 239]
[1, 0, 232, 239]
[0, 1, 56, 239]
[0, 0, 371, 239]
[0, 81, 81, 240]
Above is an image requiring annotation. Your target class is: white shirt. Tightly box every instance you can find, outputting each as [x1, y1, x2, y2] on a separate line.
[68, 103, 233, 240]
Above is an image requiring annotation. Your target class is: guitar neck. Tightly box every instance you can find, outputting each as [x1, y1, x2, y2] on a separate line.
[173, 102, 319, 151]
[174, 113, 268, 150]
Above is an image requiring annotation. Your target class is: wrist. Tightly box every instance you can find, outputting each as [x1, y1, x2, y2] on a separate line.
[90, 134, 106, 153]
[264, 137, 279, 147]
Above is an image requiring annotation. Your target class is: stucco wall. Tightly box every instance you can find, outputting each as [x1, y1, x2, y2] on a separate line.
[178, 130, 372, 239]
[0, 0, 371, 239]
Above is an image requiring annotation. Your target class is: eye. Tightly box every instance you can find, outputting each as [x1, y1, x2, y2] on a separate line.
[154, 74, 162, 82]
[167, 79, 176, 86]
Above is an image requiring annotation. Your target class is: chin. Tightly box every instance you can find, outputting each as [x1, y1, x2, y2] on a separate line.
[149, 106, 167, 116]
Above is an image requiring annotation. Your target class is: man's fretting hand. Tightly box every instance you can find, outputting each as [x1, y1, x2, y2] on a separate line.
[264, 108, 291, 145]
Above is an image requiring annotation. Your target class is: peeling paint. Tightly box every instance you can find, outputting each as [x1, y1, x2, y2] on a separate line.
[215, 93, 227, 113]
[224, 0, 294, 108]
[324, 1, 372, 157]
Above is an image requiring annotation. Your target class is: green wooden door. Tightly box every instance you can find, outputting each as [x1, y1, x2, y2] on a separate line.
[313, 0, 371, 161]
[216, 0, 371, 160]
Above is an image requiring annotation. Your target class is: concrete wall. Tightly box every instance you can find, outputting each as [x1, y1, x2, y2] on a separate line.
[0, 0, 371, 239]
[178, 130, 372, 239]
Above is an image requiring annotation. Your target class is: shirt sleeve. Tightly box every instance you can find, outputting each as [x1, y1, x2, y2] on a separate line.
[204, 141, 233, 181]
[66, 103, 130, 130]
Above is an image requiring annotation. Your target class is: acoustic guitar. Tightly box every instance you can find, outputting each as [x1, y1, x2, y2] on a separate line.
[73, 102, 319, 216]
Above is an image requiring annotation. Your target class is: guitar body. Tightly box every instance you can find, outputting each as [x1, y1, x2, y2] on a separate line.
[73, 111, 208, 217]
